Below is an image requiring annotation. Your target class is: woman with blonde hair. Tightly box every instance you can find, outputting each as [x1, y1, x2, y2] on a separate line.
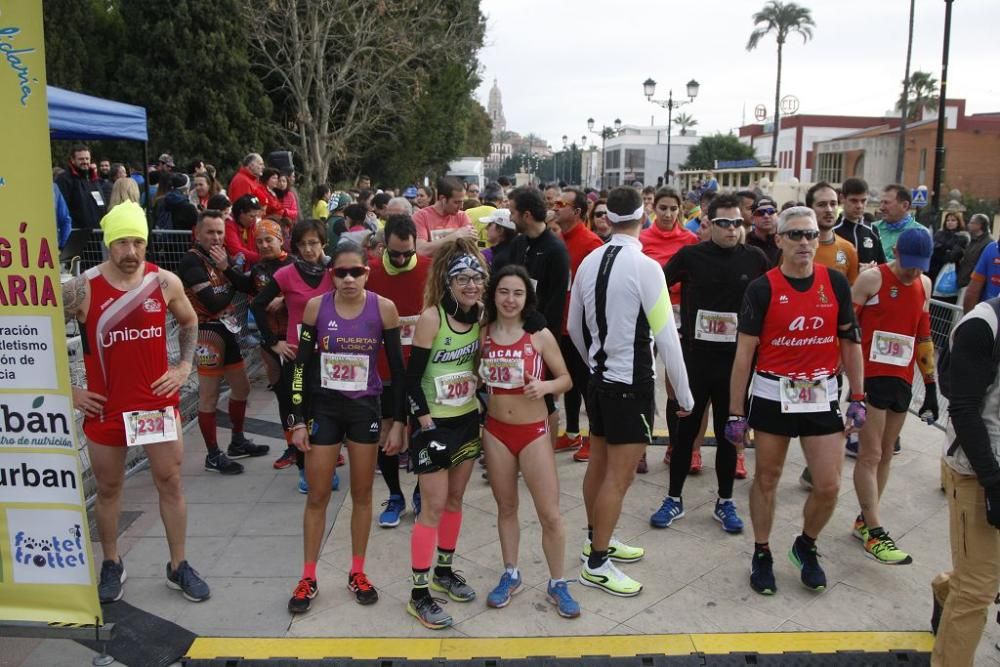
[108, 177, 140, 211]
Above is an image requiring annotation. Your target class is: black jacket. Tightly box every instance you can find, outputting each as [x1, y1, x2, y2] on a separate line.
[930, 229, 969, 281]
[834, 216, 886, 265]
[958, 233, 992, 288]
[55, 163, 105, 229]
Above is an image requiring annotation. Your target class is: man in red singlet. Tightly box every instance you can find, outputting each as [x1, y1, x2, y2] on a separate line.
[726, 206, 866, 596]
[851, 228, 939, 565]
[63, 201, 209, 604]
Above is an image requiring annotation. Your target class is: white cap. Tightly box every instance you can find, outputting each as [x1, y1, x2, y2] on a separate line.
[481, 208, 514, 230]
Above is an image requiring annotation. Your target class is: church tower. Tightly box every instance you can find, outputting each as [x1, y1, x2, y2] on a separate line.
[487, 78, 506, 138]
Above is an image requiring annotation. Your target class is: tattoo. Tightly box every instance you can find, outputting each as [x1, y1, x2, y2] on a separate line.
[62, 275, 87, 323]
[160, 278, 169, 291]
[178, 323, 198, 368]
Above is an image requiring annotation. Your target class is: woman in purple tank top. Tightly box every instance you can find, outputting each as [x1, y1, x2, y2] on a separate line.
[285, 241, 408, 612]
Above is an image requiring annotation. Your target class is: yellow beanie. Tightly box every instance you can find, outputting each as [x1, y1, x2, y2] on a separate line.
[100, 201, 149, 246]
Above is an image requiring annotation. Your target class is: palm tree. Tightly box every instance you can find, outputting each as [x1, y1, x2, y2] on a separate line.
[897, 70, 939, 121]
[674, 112, 698, 136]
[746, 1, 816, 167]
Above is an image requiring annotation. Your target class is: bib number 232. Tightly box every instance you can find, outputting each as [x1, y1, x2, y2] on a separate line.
[123, 408, 178, 447]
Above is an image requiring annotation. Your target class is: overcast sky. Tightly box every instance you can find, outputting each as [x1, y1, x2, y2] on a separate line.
[475, 0, 1000, 150]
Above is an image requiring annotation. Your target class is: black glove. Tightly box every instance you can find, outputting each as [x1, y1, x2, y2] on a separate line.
[986, 484, 1000, 529]
[919, 383, 940, 424]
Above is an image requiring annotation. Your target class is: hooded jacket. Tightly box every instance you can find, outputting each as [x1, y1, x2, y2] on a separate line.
[55, 162, 105, 229]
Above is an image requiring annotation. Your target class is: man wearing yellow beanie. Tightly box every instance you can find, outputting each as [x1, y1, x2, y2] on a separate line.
[62, 200, 211, 604]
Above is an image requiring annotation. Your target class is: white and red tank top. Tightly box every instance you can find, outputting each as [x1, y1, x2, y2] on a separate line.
[82, 263, 175, 423]
[479, 328, 545, 395]
[756, 265, 841, 380]
[860, 263, 927, 381]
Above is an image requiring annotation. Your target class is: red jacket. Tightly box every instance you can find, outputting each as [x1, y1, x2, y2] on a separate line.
[228, 166, 269, 205]
[224, 217, 260, 268]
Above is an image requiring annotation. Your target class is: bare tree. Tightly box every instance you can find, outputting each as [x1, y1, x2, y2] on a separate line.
[242, 0, 483, 187]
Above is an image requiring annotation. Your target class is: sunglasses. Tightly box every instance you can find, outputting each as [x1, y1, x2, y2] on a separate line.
[387, 249, 416, 260]
[593, 211, 608, 218]
[553, 200, 572, 209]
[780, 229, 821, 241]
[753, 207, 777, 216]
[710, 218, 743, 229]
[332, 266, 368, 279]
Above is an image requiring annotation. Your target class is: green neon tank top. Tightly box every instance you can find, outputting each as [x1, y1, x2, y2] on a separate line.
[421, 305, 480, 419]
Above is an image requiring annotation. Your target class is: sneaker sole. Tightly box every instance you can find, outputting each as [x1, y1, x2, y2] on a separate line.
[205, 464, 244, 475]
[788, 550, 826, 591]
[379, 516, 402, 528]
[862, 548, 913, 566]
[748, 563, 776, 595]
[348, 584, 379, 605]
[547, 593, 581, 618]
[650, 509, 685, 529]
[577, 573, 642, 597]
[713, 512, 744, 534]
[486, 581, 522, 609]
[406, 601, 452, 629]
[429, 580, 476, 602]
[572, 455, 589, 462]
[227, 449, 271, 460]
[166, 579, 210, 602]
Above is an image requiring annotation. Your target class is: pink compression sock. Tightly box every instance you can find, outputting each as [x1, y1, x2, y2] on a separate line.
[438, 510, 463, 551]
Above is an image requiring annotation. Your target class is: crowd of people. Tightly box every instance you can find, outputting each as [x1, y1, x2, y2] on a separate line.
[58, 142, 1000, 664]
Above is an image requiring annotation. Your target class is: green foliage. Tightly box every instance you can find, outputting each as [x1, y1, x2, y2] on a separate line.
[682, 134, 757, 170]
[43, 0, 123, 96]
[897, 71, 939, 121]
[674, 113, 698, 136]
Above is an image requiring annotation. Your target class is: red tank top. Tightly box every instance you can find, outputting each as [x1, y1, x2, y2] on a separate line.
[367, 255, 431, 379]
[757, 265, 841, 380]
[478, 328, 545, 395]
[82, 263, 175, 425]
[860, 263, 927, 380]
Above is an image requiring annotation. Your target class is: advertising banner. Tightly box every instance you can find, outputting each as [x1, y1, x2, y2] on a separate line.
[0, 1, 102, 625]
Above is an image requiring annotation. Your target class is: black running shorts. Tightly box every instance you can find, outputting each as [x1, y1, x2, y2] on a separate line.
[865, 376, 912, 414]
[310, 394, 381, 445]
[410, 411, 481, 475]
[587, 381, 655, 445]
[747, 395, 844, 438]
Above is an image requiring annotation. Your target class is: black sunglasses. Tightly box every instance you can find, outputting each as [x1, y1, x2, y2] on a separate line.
[754, 207, 777, 216]
[593, 211, 608, 218]
[780, 229, 820, 241]
[332, 266, 368, 279]
[387, 249, 416, 260]
[710, 217, 742, 229]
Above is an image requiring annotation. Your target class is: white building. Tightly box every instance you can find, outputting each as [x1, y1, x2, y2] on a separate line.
[597, 125, 700, 189]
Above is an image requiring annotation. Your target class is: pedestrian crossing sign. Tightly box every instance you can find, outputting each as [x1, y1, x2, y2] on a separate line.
[911, 188, 928, 208]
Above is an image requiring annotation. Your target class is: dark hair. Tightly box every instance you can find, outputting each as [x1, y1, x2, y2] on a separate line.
[497, 176, 512, 188]
[436, 176, 465, 199]
[357, 174, 371, 183]
[841, 177, 869, 197]
[707, 193, 741, 220]
[607, 186, 642, 218]
[588, 198, 608, 227]
[642, 185, 656, 196]
[884, 183, 912, 205]
[291, 219, 327, 250]
[544, 182, 561, 193]
[417, 185, 435, 201]
[70, 143, 90, 156]
[699, 190, 716, 205]
[653, 187, 682, 208]
[780, 200, 804, 211]
[197, 209, 225, 226]
[260, 167, 280, 185]
[482, 182, 503, 204]
[509, 186, 547, 223]
[384, 214, 417, 242]
[736, 190, 756, 203]
[484, 264, 539, 326]
[563, 187, 588, 216]
[188, 159, 206, 174]
[356, 189, 372, 205]
[311, 184, 330, 202]
[207, 193, 231, 211]
[232, 194, 263, 217]
[805, 181, 836, 207]
[371, 192, 391, 209]
[343, 203, 368, 226]
[330, 239, 368, 266]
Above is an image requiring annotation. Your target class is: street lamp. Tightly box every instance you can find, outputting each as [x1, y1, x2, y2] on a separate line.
[643, 77, 699, 185]
[587, 117, 624, 188]
[561, 135, 568, 183]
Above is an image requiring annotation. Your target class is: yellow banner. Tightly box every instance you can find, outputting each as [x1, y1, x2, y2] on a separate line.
[0, 1, 102, 625]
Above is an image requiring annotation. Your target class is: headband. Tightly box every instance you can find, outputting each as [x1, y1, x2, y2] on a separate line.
[606, 206, 645, 224]
[255, 219, 283, 242]
[447, 254, 485, 279]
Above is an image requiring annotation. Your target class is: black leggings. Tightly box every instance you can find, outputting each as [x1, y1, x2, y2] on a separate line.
[560, 335, 591, 434]
[668, 351, 737, 500]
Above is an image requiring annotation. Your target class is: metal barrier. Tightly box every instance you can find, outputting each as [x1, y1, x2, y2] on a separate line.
[909, 297, 965, 432]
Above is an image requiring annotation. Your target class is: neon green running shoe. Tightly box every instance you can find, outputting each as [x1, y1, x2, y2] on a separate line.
[578, 559, 642, 597]
[864, 530, 913, 565]
[852, 514, 868, 541]
[581, 537, 644, 564]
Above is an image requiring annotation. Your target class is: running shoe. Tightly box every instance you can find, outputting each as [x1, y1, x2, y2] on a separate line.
[799, 467, 813, 491]
[864, 529, 913, 565]
[894, 437, 901, 455]
[205, 451, 244, 475]
[845, 433, 859, 458]
[573, 438, 591, 462]
[273, 446, 297, 469]
[430, 570, 476, 602]
[398, 451, 409, 469]
[407, 595, 452, 630]
[379, 494, 406, 528]
[749, 549, 776, 595]
[337, 452, 346, 467]
[650, 496, 684, 528]
[98, 558, 126, 603]
[227, 435, 270, 459]
[166, 560, 210, 602]
[348, 572, 379, 605]
[298, 469, 308, 494]
[735, 452, 748, 480]
[478, 454, 487, 468]
[852, 514, 868, 541]
[931, 591, 943, 635]
[554, 433, 582, 451]
[581, 537, 644, 563]
[689, 449, 703, 474]
[412, 487, 421, 517]
[636, 452, 648, 474]
[663, 444, 672, 465]
[547, 580, 581, 618]
[713, 499, 744, 534]
[486, 570, 522, 608]
[288, 577, 317, 614]
[789, 537, 827, 591]
[578, 559, 642, 597]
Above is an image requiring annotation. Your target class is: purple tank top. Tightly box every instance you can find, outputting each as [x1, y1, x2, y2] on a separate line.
[316, 290, 383, 398]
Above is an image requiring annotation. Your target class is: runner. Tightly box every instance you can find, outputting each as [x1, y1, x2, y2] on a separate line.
[569, 186, 694, 597]
[404, 238, 487, 629]
[851, 228, 939, 564]
[65, 201, 210, 603]
[726, 206, 866, 596]
[413, 176, 476, 256]
[366, 214, 432, 527]
[178, 210, 269, 475]
[650, 193, 769, 532]
[833, 177, 886, 270]
[480, 265, 580, 618]
[285, 241, 406, 613]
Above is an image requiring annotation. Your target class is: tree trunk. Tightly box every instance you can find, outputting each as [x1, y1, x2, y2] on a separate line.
[771, 42, 782, 168]
[895, 0, 916, 183]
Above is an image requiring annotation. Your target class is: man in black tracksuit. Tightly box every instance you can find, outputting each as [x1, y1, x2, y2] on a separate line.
[834, 177, 886, 268]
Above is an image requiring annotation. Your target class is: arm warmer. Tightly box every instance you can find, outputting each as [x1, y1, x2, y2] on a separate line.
[289, 323, 318, 425]
[948, 317, 1000, 488]
[382, 327, 407, 423]
[405, 345, 432, 418]
[224, 265, 254, 293]
[250, 279, 282, 347]
[639, 260, 694, 411]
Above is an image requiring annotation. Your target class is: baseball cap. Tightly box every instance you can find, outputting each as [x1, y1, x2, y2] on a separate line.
[157, 153, 175, 167]
[896, 228, 932, 271]
[403, 186, 418, 199]
[481, 208, 514, 230]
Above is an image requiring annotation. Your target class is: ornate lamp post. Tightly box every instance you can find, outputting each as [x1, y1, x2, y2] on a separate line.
[643, 78, 700, 185]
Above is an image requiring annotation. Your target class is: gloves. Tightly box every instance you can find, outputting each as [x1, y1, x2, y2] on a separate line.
[846, 400, 867, 430]
[725, 416, 748, 446]
[920, 383, 940, 424]
[986, 485, 1000, 529]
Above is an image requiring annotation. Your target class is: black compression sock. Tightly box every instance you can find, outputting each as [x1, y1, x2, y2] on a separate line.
[587, 549, 608, 570]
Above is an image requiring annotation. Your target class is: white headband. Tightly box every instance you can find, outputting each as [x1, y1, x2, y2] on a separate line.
[606, 206, 645, 224]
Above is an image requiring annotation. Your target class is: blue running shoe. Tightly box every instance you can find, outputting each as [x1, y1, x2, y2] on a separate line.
[789, 536, 827, 591]
[713, 499, 744, 533]
[379, 494, 406, 528]
[650, 496, 684, 528]
[486, 571, 522, 608]
[750, 549, 776, 595]
[412, 487, 421, 517]
[546, 580, 580, 618]
[332, 471, 340, 491]
[298, 469, 308, 494]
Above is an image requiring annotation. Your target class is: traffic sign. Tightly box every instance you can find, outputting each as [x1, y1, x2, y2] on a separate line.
[911, 188, 928, 208]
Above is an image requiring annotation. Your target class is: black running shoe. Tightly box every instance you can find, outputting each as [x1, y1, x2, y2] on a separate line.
[288, 577, 318, 614]
[205, 451, 244, 474]
[228, 435, 270, 459]
[166, 560, 210, 602]
[931, 592, 943, 635]
[348, 572, 379, 605]
[789, 537, 827, 591]
[98, 558, 126, 603]
[750, 549, 776, 595]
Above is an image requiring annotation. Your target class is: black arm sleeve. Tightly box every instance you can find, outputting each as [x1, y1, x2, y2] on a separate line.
[738, 277, 770, 336]
[289, 323, 318, 425]
[405, 346, 432, 418]
[948, 317, 1000, 488]
[382, 327, 407, 423]
[224, 266, 254, 293]
[251, 280, 282, 347]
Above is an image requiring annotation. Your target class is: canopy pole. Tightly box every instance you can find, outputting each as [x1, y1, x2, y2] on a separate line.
[142, 141, 151, 223]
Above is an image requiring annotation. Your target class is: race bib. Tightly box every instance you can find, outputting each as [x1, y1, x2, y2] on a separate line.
[220, 313, 241, 334]
[869, 330, 915, 367]
[430, 228, 453, 241]
[480, 357, 524, 390]
[321, 352, 369, 392]
[399, 315, 419, 346]
[123, 408, 177, 447]
[779, 378, 830, 414]
[694, 309, 738, 343]
[672, 304, 681, 330]
[434, 371, 476, 407]
[91, 190, 105, 207]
